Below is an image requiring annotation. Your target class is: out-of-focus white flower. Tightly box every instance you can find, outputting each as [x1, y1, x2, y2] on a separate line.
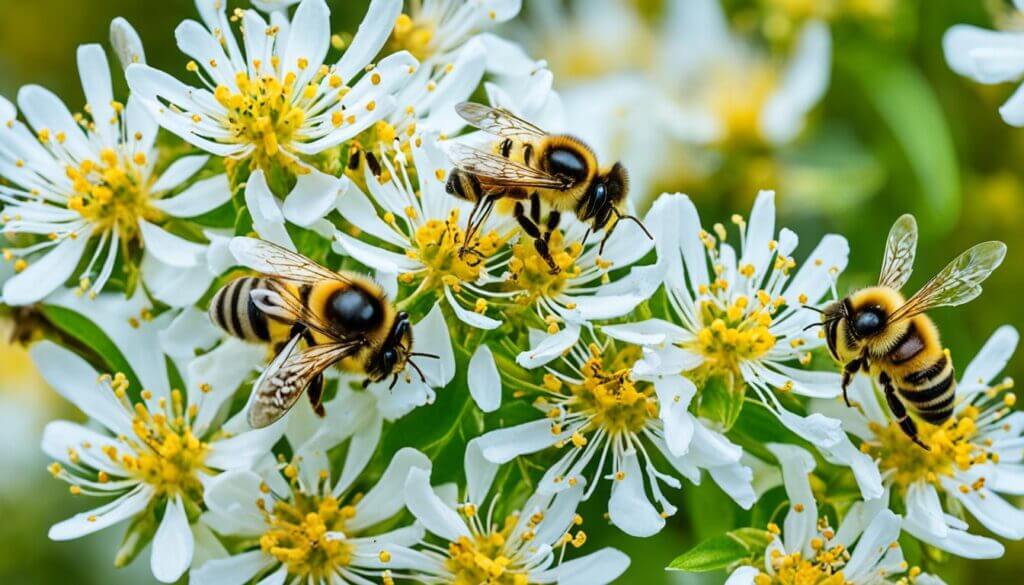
[126, 0, 416, 226]
[389, 0, 523, 67]
[377, 440, 631, 583]
[0, 22, 229, 306]
[191, 448, 430, 585]
[38, 295, 277, 583]
[475, 334, 756, 537]
[604, 191, 850, 448]
[944, 4, 1024, 127]
[812, 326, 1022, 560]
[725, 444, 918, 585]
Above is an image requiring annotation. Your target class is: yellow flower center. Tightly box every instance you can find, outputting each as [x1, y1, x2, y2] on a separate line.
[408, 208, 503, 291]
[710, 64, 777, 146]
[547, 345, 657, 436]
[390, 13, 437, 61]
[688, 295, 777, 377]
[64, 147, 161, 242]
[259, 492, 356, 580]
[507, 230, 582, 303]
[214, 70, 311, 172]
[755, 549, 850, 585]
[101, 382, 208, 500]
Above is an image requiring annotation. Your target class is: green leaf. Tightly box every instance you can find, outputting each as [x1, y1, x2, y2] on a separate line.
[730, 527, 774, 553]
[697, 372, 744, 431]
[41, 304, 143, 398]
[841, 50, 961, 232]
[666, 534, 750, 572]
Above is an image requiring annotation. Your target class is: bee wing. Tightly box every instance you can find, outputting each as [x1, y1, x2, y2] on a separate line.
[247, 337, 360, 428]
[447, 142, 568, 189]
[455, 102, 549, 139]
[231, 237, 347, 285]
[889, 241, 1007, 323]
[878, 214, 918, 291]
[249, 283, 355, 343]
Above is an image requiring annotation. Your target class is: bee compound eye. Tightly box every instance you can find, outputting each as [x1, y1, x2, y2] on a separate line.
[854, 309, 884, 336]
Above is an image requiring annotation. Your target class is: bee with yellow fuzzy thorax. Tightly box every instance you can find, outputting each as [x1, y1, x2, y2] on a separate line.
[810, 214, 1006, 449]
[444, 102, 652, 274]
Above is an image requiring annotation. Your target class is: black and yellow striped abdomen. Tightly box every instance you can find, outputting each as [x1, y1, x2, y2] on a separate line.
[209, 277, 293, 343]
[883, 316, 956, 425]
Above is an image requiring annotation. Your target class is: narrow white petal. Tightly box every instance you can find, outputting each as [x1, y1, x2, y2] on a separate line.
[336, 0, 404, 81]
[49, 485, 153, 540]
[151, 496, 195, 583]
[516, 323, 581, 369]
[282, 167, 346, 227]
[110, 17, 146, 69]
[767, 443, 817, 556]
[468, 344, 501, 412]
[404, 467, 471, 541]
[191, 551, 273, 585]
[465, 439, 498, 506]
[608, 451, 665, 537]
[476, 419, 561, 464]
[533, 548, 630, 585]
[139, 221, 206, 267]
[3, 235, 88, 305]
[243, 171, 295, 250]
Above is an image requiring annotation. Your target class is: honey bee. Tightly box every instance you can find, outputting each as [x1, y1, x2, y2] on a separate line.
[210, 238, 436, 428]
[445, 102, 652, 273]
[813, 214, 1006, 449]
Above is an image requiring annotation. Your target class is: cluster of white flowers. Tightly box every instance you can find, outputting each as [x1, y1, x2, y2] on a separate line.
[4, 0, 1021, 583]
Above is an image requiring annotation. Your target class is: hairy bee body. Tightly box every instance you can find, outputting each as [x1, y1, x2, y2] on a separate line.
[827, 287, 956, 426]
[209, 276, 292, 344]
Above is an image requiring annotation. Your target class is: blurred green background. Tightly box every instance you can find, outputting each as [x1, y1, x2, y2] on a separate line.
[1, 0, 1021, 583]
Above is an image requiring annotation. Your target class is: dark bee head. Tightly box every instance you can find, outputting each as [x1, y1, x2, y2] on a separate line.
[850, 305, 887, 338]
[811, 298, 887, 361]
[365, 311, 413, 384]
[578, 162, 629, 226]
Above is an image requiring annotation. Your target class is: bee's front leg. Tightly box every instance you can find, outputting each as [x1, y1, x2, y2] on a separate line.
[514, 201, 560, 274]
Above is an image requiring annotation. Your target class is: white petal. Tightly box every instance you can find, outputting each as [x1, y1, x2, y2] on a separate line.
[49, 484, 153, 540]
[533, 548, 630, 585]
[709, 463, 757, 510]
[282, 167, 346, 227]
[111, 17, 146, 69]
[760, 21, 831, 145]
[601, 318, 687, 345]
[154, 173, 230, 217]
[444, 286, 502, 329]
[243, 171, 295, 250]
[412, 302, 456, 387]
[468, 344, 501, 412]
[655, 376, 697, 456]
[905, 482, 949, 538]
[944, 25, 1024, 83]
[350, 448, 430, 531]
[336, 0, 403, 81]
[335, 183, 408, 247]
[903, 513, 1004, 559]
[77, 44, 117, 148]
[843, 510, 901, 582]
[334, 232, 422, 272]
[206, 426, 286, 471]
[777, 409, 844, 447]
[282, 0, 331, 88]
[959, 325, 1018, 399]
[465, 439, 498, 506]
[999, 80, 1024, 126]
[634, 344, 704, 378]
[201, 470, 267, 536]
[191, 551, 273, 585]
[819, 434, 884, 501]
[403, 467, 471, 541]
[608, 451, 664, 537]
[767, 443, 817, 556]
[476, 419, 561, 464]
[151, 155, 211, 193]
[30, 341, 134, 437]
[3, 234, 88, 305]
[141, 253, 213, 308]
[516, 323, 581, 369]
[139, 221, 206, 267]
[723, 566, 760, 585]
[151, 496, 194, 583]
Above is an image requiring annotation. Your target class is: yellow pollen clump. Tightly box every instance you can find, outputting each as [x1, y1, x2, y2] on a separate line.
[259, 490, 355, 580]
[63, 148, 161, 243]
[507, 229, 582, 303]
[445, 513, 529, 585]
[563, 345, 656, 436]
[390, 13, 436, 61]
[688, 297, 776, 377]
[411, 208, 502, 289]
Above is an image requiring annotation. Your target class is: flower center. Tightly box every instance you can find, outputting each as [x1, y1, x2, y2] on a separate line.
[390, 13, 437, 61]
[214, 69, 312, 172]
[407, 208, 503, 289]
[710, 64, 777, 145]
[103, 382, 208, 500]
[507, 230, 582, 302]
[688, 295, 777, 376]
[65, 147, 160, 242]
[546, 345, 656, 436]
[259, 490, 356, 580]
[444, 504, 561, 585]
[755, 521, 852, 585]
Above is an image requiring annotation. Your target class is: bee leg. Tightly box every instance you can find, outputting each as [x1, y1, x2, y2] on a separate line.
[514, 202, 560, 274]
[460, 194, 497, 258]
[530, 192, 542, 225]
[881, 373, 929, 451]
[841, 358, 863, 407]
[307, 373, 326, 417]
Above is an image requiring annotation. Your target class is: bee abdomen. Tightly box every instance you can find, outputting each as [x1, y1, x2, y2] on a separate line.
[899, 359, 956, 425]
[209, 277, 272, 342]
[446, 170, 483, 203]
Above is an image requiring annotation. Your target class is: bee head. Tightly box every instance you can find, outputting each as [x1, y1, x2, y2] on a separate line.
[366, 312, 414, 384]
[580, 162, 629, 227]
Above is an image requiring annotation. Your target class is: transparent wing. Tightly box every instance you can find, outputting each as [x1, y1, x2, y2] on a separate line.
[248, 338, 359, 428]
[878, 214, 918, 290]
[231, 237, 346, 285]
[447, 142, 568, 189]
[455, 102, 548, 139]
[249, 282, 356, 343]
[889, 241, 1007, 323]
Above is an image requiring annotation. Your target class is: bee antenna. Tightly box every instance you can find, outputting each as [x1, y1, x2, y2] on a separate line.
[802, 304, 825, 314]
[408, 359, 428, 383]
[580, 227, 592, 249]
[610, 207, 653, 241]
[389, 373, 400, 390]
[803, 322, 824, 332]
[410, 352, 440, 360]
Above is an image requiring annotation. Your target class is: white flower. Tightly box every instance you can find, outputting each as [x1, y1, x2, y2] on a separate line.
[383, 439, 631, 584]
[605, 191, 850, 447]
[192, 448, 431, 585]
[38, 296, 278, 583]
[725, 444, 917, 585]
[475, 332, 756, 537]
[126, 0, 417, 225]
[0, 23, 229, 305]
[655, 0, 831, 147]
[944, 4, 1024, 126]
[811, 326, 1022, 560]
[389, 0, 523, 67]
